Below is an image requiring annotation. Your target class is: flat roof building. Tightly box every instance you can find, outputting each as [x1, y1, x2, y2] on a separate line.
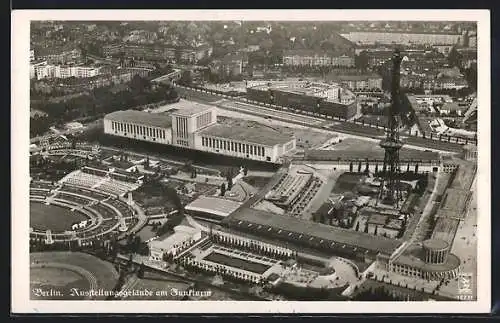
[246, 80, 357, 120]
[168, 100, 215, 117]
[103, 100, 295, 164]
[199, 123, 295, 147]
[105, 110, 172, 128]
[224, 207, 401, 256]
[149, 225, 202, 261]
[104, 110, 173, 146]
[185, 196, 243, 223]
[196, 120, 296, 163]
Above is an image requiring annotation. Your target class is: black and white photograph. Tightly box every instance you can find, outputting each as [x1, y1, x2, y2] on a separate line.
[11, 10, 491, 314]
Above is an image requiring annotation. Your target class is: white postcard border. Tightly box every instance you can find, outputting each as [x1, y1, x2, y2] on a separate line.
[11, 9, 491, 314]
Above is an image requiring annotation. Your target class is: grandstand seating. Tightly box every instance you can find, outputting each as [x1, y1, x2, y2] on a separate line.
[29, 188, 52, 198]
[30, 181, 56, 190]
[62, 171, 106, 188]
[56, 192, 92, 205]
[107, 199, 134, 217]
[61, 185, 110, 200]
[290, 177, 322, 217]
[97, 180, 136, 196]
[61, 171, 138, 196]
[92, 203, 119, 220]
[51, 198, 81, 209]
[109, 171, 142, 184]
[45, 142, 72, 150]
[47, 149, 93, 158]
[266, 172, 312, 207]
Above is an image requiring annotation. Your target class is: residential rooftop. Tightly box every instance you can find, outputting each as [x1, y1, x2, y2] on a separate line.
[283, 49, 353, 57]
[327, 73, 382, 81]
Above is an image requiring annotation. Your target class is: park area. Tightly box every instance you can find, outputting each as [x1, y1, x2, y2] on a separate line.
[30, 202, 88, 232]
[331, 173, 367, 194]
[203, 252, 272, 274]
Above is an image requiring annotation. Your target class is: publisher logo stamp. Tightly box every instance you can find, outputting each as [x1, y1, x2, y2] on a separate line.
[458, 272, 474, 301]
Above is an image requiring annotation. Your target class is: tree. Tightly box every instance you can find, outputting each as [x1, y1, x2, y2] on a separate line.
[226, 170, 233, 189]
[447, 47, 462, 68]
[165, 186, 183, 213]
[178, 70, 193, 86]
[129, 75, 151, 96]
[355, 51, 369, 72]
[127, 253, 134, 269]
[138, 262, 145, 278]
[220, 183, 226, 196]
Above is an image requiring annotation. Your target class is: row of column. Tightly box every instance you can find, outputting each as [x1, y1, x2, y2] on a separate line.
[201, 136, 266, 157]
[425, 249, 448, 265]
[215, 230, 293, 256]
[110, 121, 167, 140]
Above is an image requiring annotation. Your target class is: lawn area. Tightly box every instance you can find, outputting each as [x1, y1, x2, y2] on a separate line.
[331, 137, 381, 152]
[135, 225, 160, 242]
[30, 266, 90, 300]
[30, 252, 119, 300]
[203, 252, 271, 274]
[30, 202, 88, 232]
[293, 129, 336, 149]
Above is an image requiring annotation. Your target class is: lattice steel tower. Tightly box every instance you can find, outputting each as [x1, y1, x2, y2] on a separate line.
[378, 49, 404, 206]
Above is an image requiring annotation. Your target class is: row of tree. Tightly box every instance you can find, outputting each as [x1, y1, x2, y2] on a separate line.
[31, 75, 179, 128]
[348, 161, 421, 174]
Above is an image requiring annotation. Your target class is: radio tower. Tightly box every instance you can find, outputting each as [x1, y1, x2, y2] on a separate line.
[378, 49, 404, 206]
